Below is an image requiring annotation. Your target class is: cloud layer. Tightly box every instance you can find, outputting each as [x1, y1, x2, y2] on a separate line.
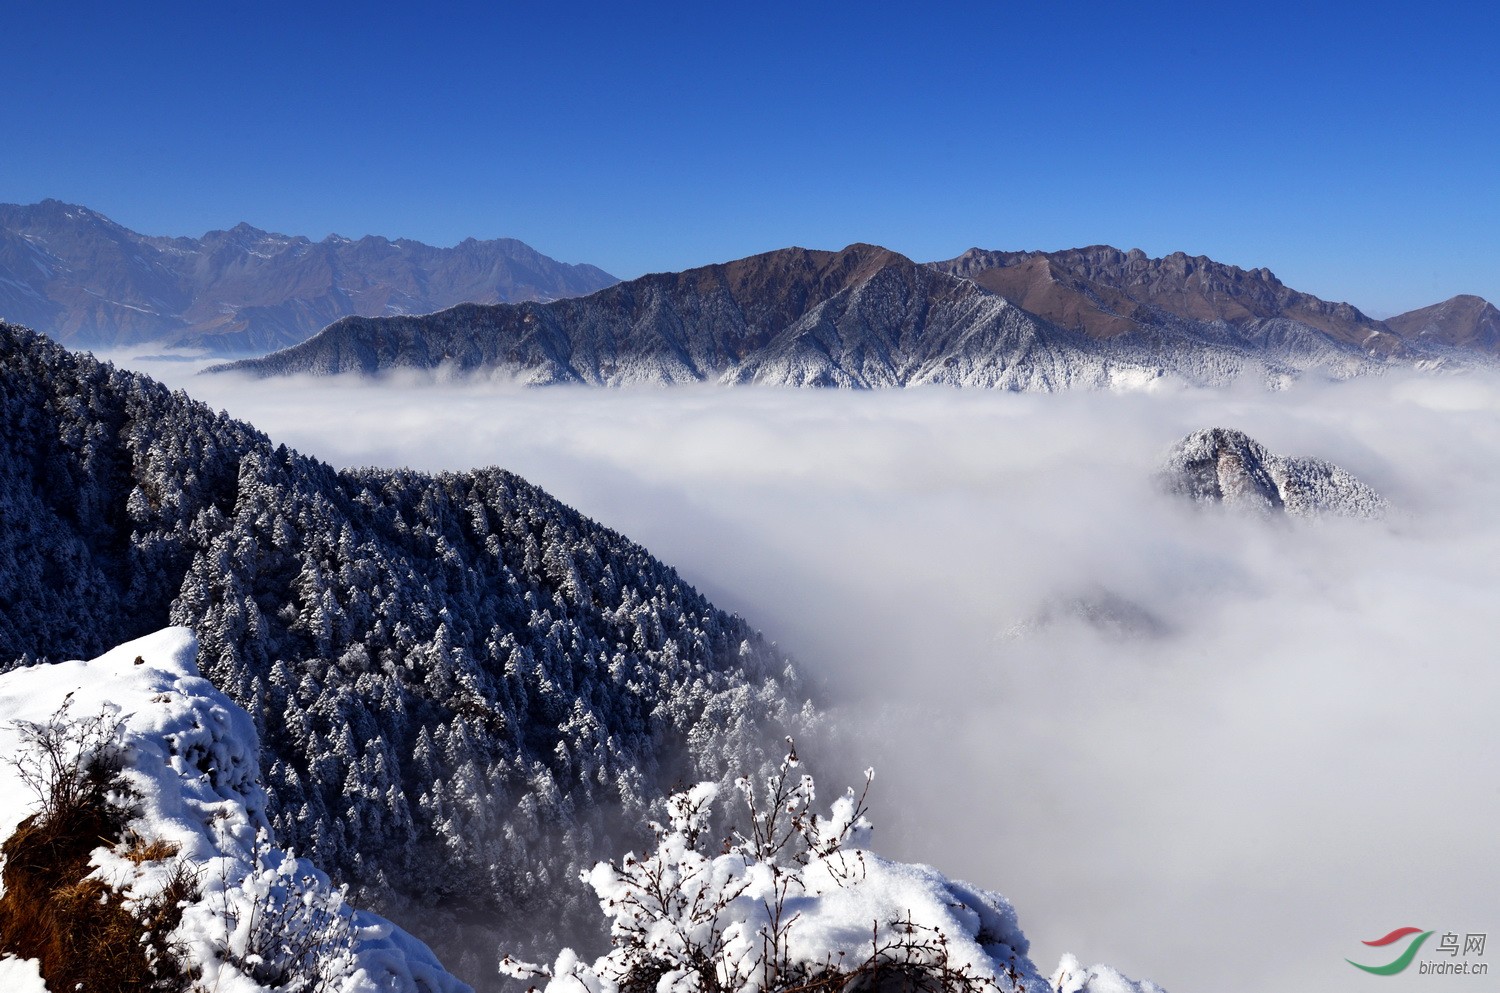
[121, 356, 1500, 993]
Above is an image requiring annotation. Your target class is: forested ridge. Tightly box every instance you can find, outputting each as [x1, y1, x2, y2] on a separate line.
[0, 321, 809, 984]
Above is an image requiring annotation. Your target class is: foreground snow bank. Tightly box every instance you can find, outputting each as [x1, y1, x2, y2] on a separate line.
[0, 627, 469, 993]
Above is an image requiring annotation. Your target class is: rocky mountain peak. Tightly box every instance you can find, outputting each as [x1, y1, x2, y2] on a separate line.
[930, 244, 1396, 351]
[1386, 293, 1500, 353]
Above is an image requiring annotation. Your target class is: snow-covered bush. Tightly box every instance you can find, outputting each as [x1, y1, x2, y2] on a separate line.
[214, 831, 358, 993]
[504, 742, 1047, 993]
[3, 696, 126, 830]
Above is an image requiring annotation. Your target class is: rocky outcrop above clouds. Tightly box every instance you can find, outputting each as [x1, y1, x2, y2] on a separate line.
[1160, 427, 1387, 518]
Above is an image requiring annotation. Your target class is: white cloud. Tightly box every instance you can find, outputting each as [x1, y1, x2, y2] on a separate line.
[113, 354, 1500, 993]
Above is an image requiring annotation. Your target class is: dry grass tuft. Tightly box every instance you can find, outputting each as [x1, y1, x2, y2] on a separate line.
[0, 704, 199, 991]
[0, 806, 199, 990]
[122, 834, 182, 864]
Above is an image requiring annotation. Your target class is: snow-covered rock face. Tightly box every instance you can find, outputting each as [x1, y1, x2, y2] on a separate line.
[1158, 427, 1388, 519]
[0, 628, 470, 993]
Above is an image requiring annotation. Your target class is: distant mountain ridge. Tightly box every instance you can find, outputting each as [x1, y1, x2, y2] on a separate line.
[0, 199, 618, 354]
[930, 245, 1404, 353]
[212, 242, 1492, 388]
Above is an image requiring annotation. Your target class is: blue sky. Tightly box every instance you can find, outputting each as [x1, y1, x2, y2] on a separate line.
[5, 2, 1495, 315]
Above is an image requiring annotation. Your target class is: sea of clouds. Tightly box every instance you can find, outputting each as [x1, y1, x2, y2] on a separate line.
[115, 355, 1500, 993]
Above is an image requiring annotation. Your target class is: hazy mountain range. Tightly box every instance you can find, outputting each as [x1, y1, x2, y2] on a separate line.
[0, 199, 618, 354]
[212, 242, 1498, 387]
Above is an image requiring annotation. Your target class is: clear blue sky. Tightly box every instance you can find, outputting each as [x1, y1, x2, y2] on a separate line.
[5, 2, 1496, 315]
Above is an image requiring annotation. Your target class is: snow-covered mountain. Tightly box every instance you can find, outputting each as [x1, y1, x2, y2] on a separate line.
[0, 321, 1177, 991]
[211, 242, 1494, 389]
[0, 320, 805, 986]
[0, 200, 617, 354]
[210, 243, 1429, 388]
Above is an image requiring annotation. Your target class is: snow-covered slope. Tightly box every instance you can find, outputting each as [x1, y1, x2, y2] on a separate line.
[0, 320, 807, 986]
[0, 627, 469, 992]
[0, 633, 1175, 993]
